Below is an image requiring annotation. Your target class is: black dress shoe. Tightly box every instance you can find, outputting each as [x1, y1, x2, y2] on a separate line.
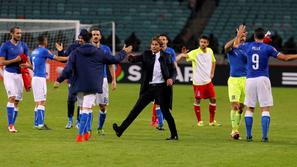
[113, 123, 122, 137]
[166, 135, 178, 140]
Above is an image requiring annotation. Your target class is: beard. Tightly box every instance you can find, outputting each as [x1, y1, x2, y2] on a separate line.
[13, 37, 20, 42]
[93, 39, 99, 44]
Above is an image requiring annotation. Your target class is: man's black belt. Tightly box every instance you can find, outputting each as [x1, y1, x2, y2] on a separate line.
[149, 83, 165, 87]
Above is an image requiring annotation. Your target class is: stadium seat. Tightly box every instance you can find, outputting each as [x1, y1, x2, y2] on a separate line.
[202, 0, 297, 48]
[1, 0, 190, 50]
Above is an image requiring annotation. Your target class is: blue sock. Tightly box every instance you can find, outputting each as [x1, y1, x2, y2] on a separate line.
[79, 112, 88, 135]
[245, 111, 253, 138]
[261, 111, 270, 139]
[37, 105, 45, 126]
[156, 107, 164, 127]
[7, 102, 15, 126]
[34, 108, 38, 127]
[98, 111, 106, 129]
[86, 112, 93, 133]
[13, 109, 18, 125]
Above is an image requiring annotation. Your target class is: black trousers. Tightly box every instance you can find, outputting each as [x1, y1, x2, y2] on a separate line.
[154, 86, 173, 110]
[118, 83, 178, 137]
[67, 84, 80, 121]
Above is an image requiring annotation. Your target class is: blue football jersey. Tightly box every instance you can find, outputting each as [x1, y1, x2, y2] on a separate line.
[227, 47, 247, 77]
[31, 47, 55, 78]
[98, 44, 112, 78]
[0, 40, 29, 73]
[239, 42, 279, 78]
[164, 47, 176, 62]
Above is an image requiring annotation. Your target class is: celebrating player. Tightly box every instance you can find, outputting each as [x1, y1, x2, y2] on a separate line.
[0, 26, 30, 132]
[234, 25, 297, 142]
[224, 29, 248, 139]
[90, 26, 116, 135]
[177, 35, 221, 127]
[54, 29, 132, 142]
[31, 35, 68, 129]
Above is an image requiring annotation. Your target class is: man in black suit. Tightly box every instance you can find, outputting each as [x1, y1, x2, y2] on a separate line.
[113, 36, 178, 140]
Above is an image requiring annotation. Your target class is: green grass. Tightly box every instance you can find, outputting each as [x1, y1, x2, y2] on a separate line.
[0, 82, 297, 167]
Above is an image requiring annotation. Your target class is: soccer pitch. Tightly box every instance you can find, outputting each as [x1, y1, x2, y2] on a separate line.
[0, 82, 297, 167]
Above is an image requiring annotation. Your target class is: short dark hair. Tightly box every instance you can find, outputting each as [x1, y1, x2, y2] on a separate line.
[152, 36, 163, 47]
[79, 29, 92, 42]
[89, 25, 102, 33]
[199, 35, 209, 41]
[159, 33, 169, 40]
[254, 28, 265, 40]
[37, 35, 47, 45]
[10, 26, 21, 33]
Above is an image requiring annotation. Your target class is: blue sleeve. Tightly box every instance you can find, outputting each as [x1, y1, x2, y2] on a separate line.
[169, 49, 176, 62]
[238, 43, 248, 52]
[268, 46, 279, 58]
[106, 46, 112, 55]
[102, 50, 127, 64]
[57, 52, 75, 82]
[23, 42, 30, 57]
[46, 49, 55, 60]
[0, 43, 7, 58]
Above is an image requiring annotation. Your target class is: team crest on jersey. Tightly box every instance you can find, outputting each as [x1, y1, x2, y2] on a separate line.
[232, 95, 236, 100]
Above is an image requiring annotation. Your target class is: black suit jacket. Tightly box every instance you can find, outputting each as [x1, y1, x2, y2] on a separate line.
[128, 50, 177, 94]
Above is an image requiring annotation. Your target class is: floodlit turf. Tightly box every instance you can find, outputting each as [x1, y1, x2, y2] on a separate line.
[0, 82, 297, 167]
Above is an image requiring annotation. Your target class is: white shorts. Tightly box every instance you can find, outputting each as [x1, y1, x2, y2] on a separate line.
[95, 78, 109, 105]
[77, 92, 96, 108]
[32, 76, 47, 102]
[244, 76, 273, 108]
[3, 70, 24, 100]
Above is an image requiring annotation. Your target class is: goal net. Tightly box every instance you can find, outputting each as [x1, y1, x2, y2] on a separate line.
[0, 19, 80, 51]
[0, 19, 116, 82]
[0, 19, 80, 81]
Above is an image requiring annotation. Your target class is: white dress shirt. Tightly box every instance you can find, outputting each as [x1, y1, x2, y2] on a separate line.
[150, 51, 165, 84]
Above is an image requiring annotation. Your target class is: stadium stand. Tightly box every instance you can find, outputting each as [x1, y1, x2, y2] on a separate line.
[0, 0, 190, 50]
[202, 0, 297, 50]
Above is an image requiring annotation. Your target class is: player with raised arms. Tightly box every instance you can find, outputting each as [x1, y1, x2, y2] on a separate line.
[234, 25, 297, 142]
